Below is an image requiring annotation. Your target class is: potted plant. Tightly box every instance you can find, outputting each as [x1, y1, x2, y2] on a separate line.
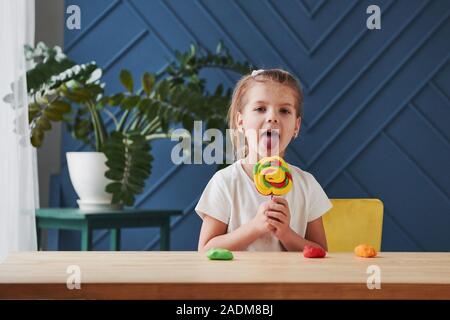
[4, 42, 251, 209]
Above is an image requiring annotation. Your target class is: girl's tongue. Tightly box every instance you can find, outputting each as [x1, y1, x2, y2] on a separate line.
[261, 130, 279, 151]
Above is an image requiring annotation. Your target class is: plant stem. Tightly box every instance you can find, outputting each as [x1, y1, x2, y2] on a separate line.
[87, 103, 100, 151]
[129, 112, 143, 131]
[141, 117, 160, 136]
[96, 108, 107, 144]
[102, 108, 118, 127]
[87, 100, 106, 151]
[117, 109, 130, 132]
[134, 115, 143, 131]
[124, 110, 138, 133]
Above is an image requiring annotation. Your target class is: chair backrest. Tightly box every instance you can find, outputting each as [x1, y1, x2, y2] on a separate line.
[322, 199, 383, 252]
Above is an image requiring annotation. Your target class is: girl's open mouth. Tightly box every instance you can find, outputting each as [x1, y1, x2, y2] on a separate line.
[260, 129, 280, 150]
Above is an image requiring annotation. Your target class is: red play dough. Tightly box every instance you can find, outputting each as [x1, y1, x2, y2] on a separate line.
[303, 244, 327, 258]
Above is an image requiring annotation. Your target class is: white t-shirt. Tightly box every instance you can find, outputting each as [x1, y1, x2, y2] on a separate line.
[195, 159, 333, 251]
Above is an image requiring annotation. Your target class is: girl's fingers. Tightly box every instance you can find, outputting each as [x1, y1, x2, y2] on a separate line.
[266, 211, 286, 223]
[267, 218, 282, 229]
[272, 197, 288, 207]
[267, 202, 286, 214]
[271, 198, 290, 217]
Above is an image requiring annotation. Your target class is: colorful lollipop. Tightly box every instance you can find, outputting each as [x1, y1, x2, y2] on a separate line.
[253, 156, 293, 196]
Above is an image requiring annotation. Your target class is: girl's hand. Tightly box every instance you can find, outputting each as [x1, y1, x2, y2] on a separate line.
[251, 201, 276, 237]
[266, 197, 292, 240]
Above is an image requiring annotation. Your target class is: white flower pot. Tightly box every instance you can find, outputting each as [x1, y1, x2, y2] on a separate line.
[66, 152, 120, 211]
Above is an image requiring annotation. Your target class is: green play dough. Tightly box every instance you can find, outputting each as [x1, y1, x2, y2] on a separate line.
[206, 248, 234, 260]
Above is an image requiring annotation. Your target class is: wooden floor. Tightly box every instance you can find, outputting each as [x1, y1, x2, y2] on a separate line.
[1, 251, 449, 299]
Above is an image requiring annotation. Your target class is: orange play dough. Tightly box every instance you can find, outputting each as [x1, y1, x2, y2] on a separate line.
[354, 244, 377, 258]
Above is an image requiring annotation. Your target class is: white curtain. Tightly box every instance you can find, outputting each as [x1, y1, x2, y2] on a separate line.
[0, 0, 38, 263]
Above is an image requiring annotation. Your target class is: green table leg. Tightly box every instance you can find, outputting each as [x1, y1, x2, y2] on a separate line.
[81, 224, 93, 251]
[110, 229, 121, 251]
[160, 217, 170, 251]
[36, 227, 42, 251]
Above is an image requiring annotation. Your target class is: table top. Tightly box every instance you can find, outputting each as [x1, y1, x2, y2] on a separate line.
[36, 208, 183, 220]
[1, 252, 449, 299]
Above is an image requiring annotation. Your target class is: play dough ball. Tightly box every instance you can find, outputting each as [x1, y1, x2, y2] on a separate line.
[354, 244, 377, 258]
[253, 156, 293, 196]
[206, 248, 234, 260]
[303, 244, 327, 258]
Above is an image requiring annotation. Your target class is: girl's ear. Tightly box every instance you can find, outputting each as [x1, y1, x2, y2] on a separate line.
[294, 116, 301, 137]
[237, 112, 243, 131]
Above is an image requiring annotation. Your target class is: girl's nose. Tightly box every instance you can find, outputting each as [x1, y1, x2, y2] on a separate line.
[267, 109, 279, 123]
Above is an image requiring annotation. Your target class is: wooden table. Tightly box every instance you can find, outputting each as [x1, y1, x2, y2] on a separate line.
[0, 252, 449, 299]
[36, 208, 182, 251]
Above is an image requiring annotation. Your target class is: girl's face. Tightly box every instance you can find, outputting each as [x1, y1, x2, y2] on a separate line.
[237, 81, 301, 161]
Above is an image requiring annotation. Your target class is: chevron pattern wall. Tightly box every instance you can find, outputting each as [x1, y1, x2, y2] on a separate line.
[54, 0, 450, 251]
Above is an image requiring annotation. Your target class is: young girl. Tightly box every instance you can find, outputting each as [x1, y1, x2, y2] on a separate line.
[195, 69, 332, 252]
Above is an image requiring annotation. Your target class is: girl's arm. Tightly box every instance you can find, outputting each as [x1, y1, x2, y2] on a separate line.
[278, 217, 328, 251]
[198, 215, 261, 252]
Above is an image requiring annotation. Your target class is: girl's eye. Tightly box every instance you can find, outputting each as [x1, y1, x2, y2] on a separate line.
[280, 108, 291, 114]
[255, 106, 266, 112]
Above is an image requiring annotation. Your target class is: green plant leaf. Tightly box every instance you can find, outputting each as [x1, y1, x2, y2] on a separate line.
[36, 116, 52, 131]
[145, 100, 159, 120]
[43, 109, 63, 121]
[122, 191, 135, 206]
[214, 84, 223, 97]
[30, 128, 44, 147]
[138, 98, 152, 112]
[156, 80, 170, 100]
[61, 87, 91, 103]
[121, 95, 140, 110]
[142, 72, 155, 96]
[108, 93, 124, 106]
[48, 100, 71, 113]
[87, 68, 102, 83]
[120, 69, 133, 93]
[105, 182, 122, 194]
[28, 102, 42, 122]
[105, 170, 124, 180]
[103, 131, 152, 206]
[190, 44, 196, 57]
[129, 166, 150, 177]
[216, 41, 223, 54]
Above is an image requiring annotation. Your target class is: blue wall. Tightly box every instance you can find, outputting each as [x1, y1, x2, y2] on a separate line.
[54, 0, 450, 251]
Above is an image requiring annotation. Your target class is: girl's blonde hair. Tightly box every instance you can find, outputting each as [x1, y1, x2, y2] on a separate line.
[227, 68, 304, 160]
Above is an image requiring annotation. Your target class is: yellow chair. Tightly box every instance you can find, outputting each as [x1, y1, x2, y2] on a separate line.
[322, 199, 384, 252]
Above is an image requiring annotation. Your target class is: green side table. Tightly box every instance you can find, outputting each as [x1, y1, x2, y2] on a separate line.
[36, 208, 182, 251]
